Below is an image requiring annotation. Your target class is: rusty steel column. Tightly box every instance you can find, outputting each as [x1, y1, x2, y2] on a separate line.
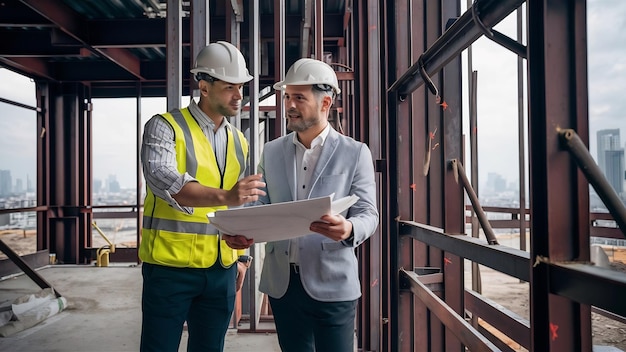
[313, 0, 324, 60]
[190, 0, 210, 96]
[424, 1, 448, 350]
[273, 0, 285, 138]
[346, 0, 386, 350]
[35, 81, 51, 253]
[46, 82, 90, 264]
[439, 1, 465, 350]
[135, 83, 142, 264]
[82, 89, 93, 253]
[247, 0, 261, 331]
[391, 0, 417, 350]
[527, 0, 591, 350]
[166, 0, 182, 111]
[407, 2, 432, 351]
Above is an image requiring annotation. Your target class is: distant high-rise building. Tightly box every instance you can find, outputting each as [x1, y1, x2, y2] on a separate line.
[93, 179, 102, 193]
[106, 175, 120, 193]
[597, 129, 621, 171]
[486, 172, 507, 194]
[0, 170, 12, 196]
[26, 174, 34, 192]
[14, 178, 23, 194]
[597, 129, 625, 195]
[605, 149, 625, 195]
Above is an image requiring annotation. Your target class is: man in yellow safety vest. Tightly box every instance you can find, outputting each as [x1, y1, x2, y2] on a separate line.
[139, 41, 264, 352]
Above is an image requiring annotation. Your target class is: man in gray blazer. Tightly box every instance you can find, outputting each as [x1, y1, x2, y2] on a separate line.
[257, 58, 379, 352]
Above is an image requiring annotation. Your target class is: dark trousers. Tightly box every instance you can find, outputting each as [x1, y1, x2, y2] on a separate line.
[140, 262, 236, 352]
[269, 265, 357, 352]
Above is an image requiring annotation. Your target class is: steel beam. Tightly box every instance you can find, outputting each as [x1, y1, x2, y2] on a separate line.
[544, 261, 626, 317]
[19, 0, 143, 80]
[399, 221, 530, 282]
[400, 269, 499, 351]
[388, 0, 524, 98]
[465, 290, 530, 349]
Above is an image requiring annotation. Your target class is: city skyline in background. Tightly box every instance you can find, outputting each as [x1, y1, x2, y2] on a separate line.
[0, 0, 624, 196]
[597, 129, 625, 196]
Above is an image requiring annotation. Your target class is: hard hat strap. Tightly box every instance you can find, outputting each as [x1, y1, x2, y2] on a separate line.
[313, 84, 337, 98]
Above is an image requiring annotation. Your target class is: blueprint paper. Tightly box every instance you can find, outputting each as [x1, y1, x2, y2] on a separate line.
[207, 194, 359, 242]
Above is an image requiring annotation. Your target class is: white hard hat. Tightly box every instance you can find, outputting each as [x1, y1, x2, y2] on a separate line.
[190, 41, 253, 84]
[273, 58, 341, 95]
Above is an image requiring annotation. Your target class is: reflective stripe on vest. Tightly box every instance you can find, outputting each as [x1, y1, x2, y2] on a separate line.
[143, 216, 218, 235]
[230, 126, 246, 179]
[168, 109, 246, 179]
[168, 109, 198, 176]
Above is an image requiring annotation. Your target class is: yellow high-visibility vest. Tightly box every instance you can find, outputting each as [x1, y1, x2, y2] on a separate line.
[140, 107, 248, 268]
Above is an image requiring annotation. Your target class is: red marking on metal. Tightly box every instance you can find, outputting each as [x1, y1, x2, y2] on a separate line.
[550, 323, 559, 341]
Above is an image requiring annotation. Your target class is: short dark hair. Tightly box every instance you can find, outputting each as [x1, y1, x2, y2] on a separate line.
[195, 72, 219, 83]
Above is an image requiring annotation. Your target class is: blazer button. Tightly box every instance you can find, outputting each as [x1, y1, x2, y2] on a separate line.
[284, 251, 288, 255]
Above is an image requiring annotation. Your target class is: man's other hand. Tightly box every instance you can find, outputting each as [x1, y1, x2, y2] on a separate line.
[222, 234, 254, 249]
[226, 173, 266, 206]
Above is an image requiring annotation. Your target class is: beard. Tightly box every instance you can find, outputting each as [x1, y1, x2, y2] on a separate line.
[286, 109, 320, 132]
[216, 103, 239, 117]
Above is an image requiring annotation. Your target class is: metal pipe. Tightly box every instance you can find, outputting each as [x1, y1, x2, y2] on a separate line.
[516, 5, 527, 253]
[559, 129, 626, 238]
[0, 238, 61, 297]
[0, 96, 40, 111]
[135, 82, 142, 264]
[469, 70, 483, 299]
[450, 159, 498, 244]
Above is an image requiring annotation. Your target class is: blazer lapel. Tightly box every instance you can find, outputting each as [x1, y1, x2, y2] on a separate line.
[282, 132, 297, 201]
[309, 129, 339, 196]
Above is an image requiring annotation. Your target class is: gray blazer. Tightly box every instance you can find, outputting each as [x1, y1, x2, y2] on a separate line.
[257, 128, 379, 302]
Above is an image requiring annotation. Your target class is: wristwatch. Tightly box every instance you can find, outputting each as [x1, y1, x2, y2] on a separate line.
[238, 255, 253, 267]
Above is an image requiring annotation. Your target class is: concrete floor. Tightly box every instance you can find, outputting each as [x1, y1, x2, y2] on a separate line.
[0, 264, 281, 352]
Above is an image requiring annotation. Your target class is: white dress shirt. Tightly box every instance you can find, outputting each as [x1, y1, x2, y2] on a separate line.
[289, 124, 331, 264]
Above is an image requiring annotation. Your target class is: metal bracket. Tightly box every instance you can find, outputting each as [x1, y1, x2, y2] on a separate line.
[417, 56, 441, 104]
[471, 0, 527, 59]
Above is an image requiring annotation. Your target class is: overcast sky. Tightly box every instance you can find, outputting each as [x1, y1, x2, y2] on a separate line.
[463, 0, 626, 187]
[0, 0, 624, 190]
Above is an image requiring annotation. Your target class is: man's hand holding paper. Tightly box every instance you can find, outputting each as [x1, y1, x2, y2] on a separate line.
[310, 214, 353, 241]
[208, 194, 359, 243]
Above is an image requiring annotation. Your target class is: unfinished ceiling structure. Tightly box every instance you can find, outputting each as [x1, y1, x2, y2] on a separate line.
[1, 0, 625, 351]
